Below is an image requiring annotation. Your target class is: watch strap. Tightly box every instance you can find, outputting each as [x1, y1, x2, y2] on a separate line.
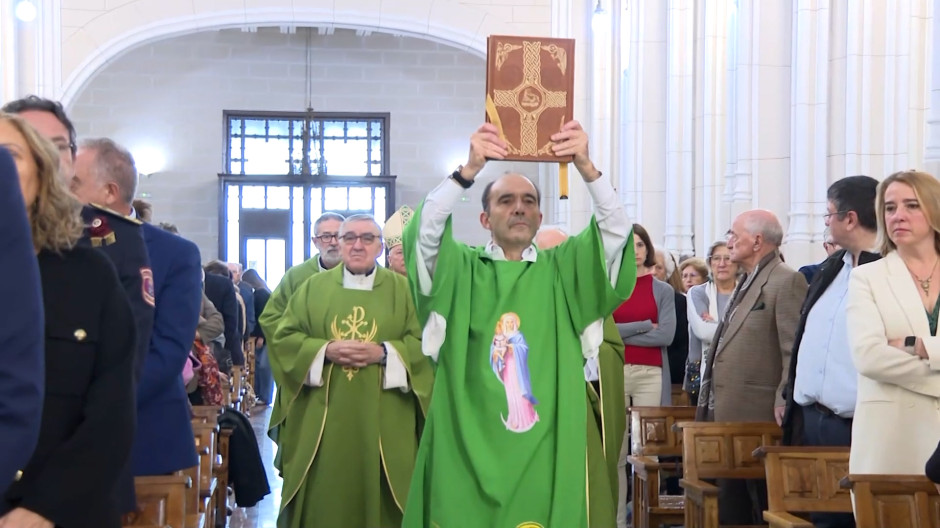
[450, 166, 474, 189]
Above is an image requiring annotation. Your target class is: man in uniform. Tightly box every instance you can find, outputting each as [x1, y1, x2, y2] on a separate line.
[0, 148, 44, 496]
[401, 121, 636, 528]
[72, 138, 201, 484]
[3, 96, 154, 512]
[270, 214, 433, 528]
[534, 227, 627, 512]
[383, 205, 414, 275]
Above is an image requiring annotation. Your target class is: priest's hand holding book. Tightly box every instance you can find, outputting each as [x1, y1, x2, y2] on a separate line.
[456, 120, 601, 183]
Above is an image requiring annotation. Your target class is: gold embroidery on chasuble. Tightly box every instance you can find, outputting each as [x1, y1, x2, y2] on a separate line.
[330, 306, 378, 380]
[492, 41, 569, 157]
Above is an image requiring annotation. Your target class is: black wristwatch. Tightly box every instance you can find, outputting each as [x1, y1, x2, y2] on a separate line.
[380, 343, 388, 366]
[905, 336, 917, 355]
[450, 166, 474, 189]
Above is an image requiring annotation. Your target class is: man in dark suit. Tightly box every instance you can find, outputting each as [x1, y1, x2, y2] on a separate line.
[782, 176, 880, 528]
[0, 148, 44, 496]
[73, 138, 201, 477]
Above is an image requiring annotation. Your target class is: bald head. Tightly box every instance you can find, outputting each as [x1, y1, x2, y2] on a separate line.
[534, 228, 568, 250]
[728, 209, 784, 272]
[738, 209, 784, 247]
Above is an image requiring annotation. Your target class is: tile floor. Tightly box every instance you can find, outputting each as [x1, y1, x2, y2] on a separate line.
[227, 405, 281, 528]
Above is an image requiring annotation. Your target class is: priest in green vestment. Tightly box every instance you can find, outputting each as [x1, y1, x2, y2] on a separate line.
[535, 228, 628, 510]
[402, 121, 637, 528]
[270, 214, 434, 528]
[258, 212, 343, 464]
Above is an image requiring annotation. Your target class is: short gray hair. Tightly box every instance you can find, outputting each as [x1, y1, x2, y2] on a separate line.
[79, 138, 138, 205]
[313, 212, 345, 233]
[340, 214, 382, 236]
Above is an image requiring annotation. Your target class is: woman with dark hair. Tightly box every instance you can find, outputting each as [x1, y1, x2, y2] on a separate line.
[613, 223, 676, 528]
[243, 269, 274, 405]
[0, 113, 136, 528]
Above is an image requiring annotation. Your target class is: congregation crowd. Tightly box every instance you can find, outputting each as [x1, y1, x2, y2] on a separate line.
[3, 95, 940, 528]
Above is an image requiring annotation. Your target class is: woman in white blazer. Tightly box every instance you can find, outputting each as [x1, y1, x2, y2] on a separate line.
[846, 170, 940, 475]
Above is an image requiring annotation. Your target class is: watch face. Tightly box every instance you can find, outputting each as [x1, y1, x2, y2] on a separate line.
[906, 336, 917, 347]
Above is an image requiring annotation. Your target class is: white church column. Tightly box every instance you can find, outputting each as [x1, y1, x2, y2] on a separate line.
[1, 0, 62, 101]
[664, 0, 695, 255]
[1, 1, 18, 102]
[729, 0, 792, 230]
[693, 0, 733, 255]
[788, 0, 831, 265]
[835, 0, 931, 180]
[621, 0, 667, 237]
[927, 0, 940, 174]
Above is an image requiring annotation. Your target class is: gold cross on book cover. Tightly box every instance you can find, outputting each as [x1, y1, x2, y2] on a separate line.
[485, 35, 575, 198]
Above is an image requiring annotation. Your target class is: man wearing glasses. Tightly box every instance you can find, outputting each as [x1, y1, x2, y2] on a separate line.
[268, 214, 432, 528]
[781, 176, 880, 528]
[696, 209, 807, 525]
[258, 212, 344, 465]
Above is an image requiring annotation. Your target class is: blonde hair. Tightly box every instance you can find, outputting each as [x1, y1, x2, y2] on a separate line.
[679, 257, 709, 283]
[0, 113, 83, 252]
[875, 170, 940, 255]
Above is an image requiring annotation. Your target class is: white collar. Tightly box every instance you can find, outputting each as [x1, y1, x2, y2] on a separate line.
[484, 240, 538, 262]
[343, 266, 377, 290]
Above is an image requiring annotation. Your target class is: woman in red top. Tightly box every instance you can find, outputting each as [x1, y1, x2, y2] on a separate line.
[614, 223, 676, 528]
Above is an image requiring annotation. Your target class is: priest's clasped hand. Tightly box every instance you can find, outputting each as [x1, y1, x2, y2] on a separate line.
[326, 340, 384, 367]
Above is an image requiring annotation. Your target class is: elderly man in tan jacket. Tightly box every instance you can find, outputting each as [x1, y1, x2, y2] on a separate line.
[696, 209, 808, 525]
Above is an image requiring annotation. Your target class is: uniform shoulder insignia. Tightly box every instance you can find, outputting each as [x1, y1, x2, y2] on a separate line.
[87, 203, 143, 225]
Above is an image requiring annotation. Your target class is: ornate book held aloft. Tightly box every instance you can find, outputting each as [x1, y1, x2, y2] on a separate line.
[485, 35, 575, 164]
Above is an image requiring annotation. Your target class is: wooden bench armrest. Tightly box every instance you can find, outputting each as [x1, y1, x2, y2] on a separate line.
[754, 445, 851, 458]
[627, 455, 662, 472]
[763, 510, 814, 528]
[680, 477, 718, 502]
[136, 474, 193, 488]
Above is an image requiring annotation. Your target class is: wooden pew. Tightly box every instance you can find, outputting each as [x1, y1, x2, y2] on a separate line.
[626, 406, 697, 528]
[753, 446, 850, 528]
[844, 474, 940, 528]
[124, 474, 191, 528]
[191, 421, 219, 528]
[214, 427, 233, 527]
[679, 421, 782, 528]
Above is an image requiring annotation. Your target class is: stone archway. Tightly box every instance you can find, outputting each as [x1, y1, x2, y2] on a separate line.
[59, 1, 521, 106]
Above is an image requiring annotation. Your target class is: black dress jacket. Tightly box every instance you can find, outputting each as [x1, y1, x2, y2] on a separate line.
[3, 246, 137, 528]
[781, 249, 880, 445]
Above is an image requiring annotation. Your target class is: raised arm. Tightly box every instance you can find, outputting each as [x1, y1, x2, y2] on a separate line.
[551, 121, 629, 285]
[414, 124, 508, 294]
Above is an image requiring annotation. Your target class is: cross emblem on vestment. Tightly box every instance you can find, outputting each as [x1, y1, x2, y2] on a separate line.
[492, 41, 568, 156]
[330, 306, 378, 380]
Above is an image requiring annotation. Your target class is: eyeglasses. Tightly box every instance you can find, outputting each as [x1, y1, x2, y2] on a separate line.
[51, 139, 75, 155]
[340, 233, 378, 245]
[313, 233, 339, 243]
[709, 256, 732, 264]
[823, 210, 849, 220]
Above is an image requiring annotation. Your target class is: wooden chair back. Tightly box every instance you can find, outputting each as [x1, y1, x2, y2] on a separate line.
[753, 446, 850, 527]
[125, 474, 191, 528]
[846, 474, 940, 528]
[629, 405, 697, 457]
[681, 421, 782, 481]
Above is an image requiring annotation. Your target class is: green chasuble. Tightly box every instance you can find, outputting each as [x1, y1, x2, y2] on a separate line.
[259, 255, 322, 460]
[269, 266, 434, 528]
[401, 207, 636, 528]
[590, 316, 627, 507]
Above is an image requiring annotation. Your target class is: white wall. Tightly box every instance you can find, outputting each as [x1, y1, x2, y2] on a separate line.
[67, 28, 533, 259]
